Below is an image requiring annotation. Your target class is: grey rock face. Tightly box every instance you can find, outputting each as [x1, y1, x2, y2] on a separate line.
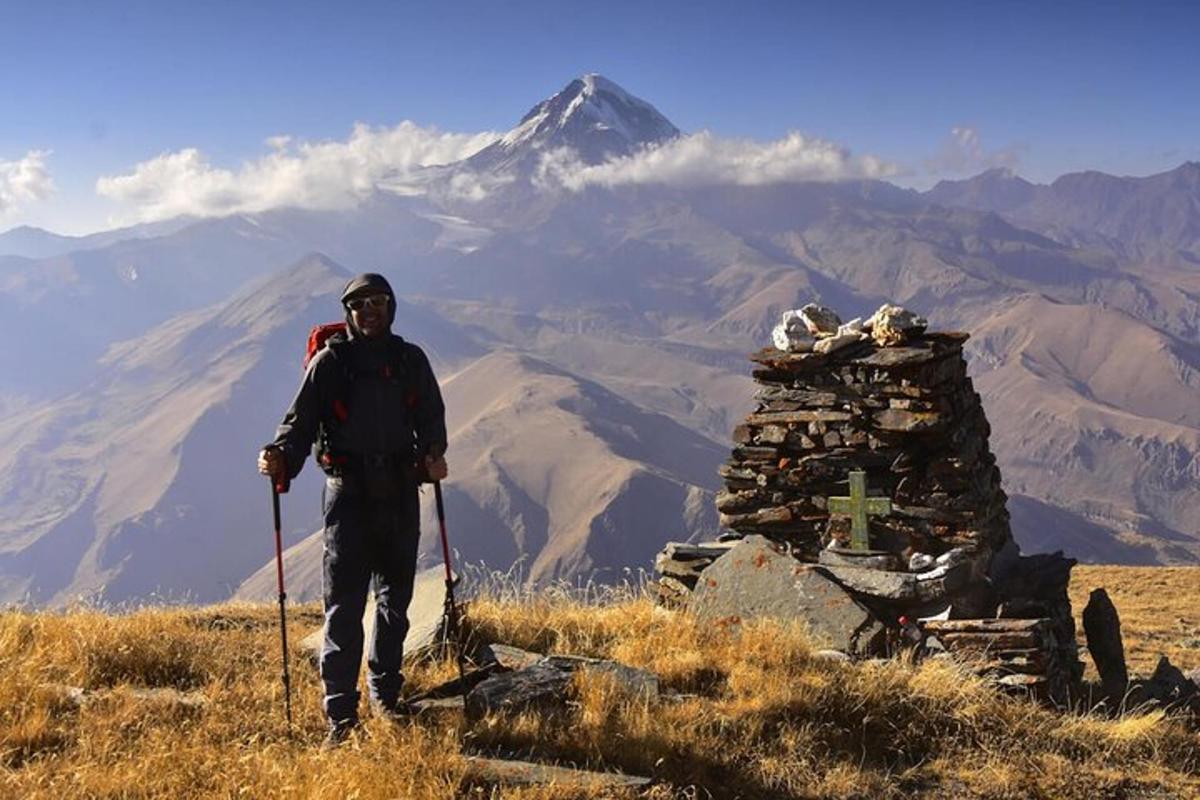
[690, 536, 885, 655]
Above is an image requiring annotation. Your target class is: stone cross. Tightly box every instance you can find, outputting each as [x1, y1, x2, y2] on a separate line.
[827, 471, 892, 551]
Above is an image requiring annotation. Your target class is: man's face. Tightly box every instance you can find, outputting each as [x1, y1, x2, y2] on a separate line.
[345, 292, 390, 338]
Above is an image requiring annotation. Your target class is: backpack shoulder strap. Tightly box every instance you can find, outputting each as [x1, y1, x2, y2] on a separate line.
[320, 333, 353, 423]
[389, 335, 423, 410]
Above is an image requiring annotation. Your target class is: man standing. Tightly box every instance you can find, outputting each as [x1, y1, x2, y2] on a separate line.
[258, 273, 448, 746]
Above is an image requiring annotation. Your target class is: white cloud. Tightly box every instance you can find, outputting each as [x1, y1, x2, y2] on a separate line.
[926, 125, 1022, 176]
[535, 130, 897, 191]
[96, 122, 499, 223]
[0, 150, 55, 215]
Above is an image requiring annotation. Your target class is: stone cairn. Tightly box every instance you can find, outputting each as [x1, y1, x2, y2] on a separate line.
[657, 303, 1082, 703]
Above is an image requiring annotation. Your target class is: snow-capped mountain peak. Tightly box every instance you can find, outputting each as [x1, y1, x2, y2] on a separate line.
[471, 74, 680, 172]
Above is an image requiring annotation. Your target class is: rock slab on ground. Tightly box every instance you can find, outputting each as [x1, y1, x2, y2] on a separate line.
[460, 756, 652, 791]
[690, 535, 885, 655]
[481, 644, 660, 700]
[465, 663, 573, 720]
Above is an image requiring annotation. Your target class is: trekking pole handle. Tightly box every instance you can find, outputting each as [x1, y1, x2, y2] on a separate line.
[264, 444, 290, 494]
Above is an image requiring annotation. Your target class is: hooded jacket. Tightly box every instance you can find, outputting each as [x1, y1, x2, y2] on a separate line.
[268, 275, 447, 480]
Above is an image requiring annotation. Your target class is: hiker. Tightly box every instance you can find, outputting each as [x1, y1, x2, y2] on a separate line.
[257, 272, 448, 746]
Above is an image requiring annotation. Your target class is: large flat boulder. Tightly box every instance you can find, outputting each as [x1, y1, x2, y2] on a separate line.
[690, 536, 885, 655]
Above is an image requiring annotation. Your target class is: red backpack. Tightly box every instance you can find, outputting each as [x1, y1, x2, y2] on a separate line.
[304, 322, 348, 370]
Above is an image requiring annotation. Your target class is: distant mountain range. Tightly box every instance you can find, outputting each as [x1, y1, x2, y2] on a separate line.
[2, 74, 1197, 606]
[927, 163, 1200, 266]
[0, 217, 196, 260]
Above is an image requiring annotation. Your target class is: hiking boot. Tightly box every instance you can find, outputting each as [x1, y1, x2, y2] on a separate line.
[370, 697, 415, 723]
[321, 719, 358, 750]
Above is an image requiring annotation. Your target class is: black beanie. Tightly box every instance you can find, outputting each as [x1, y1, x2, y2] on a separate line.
[340, 273, 396, 331]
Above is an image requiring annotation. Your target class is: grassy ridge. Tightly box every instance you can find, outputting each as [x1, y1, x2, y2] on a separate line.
[0, 567, 1196, 799]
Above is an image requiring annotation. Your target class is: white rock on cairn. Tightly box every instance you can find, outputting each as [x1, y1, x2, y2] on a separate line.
[798, 303, 842, 337]
[813, 316, 871, 354]
[866, 304, 928, 346]
[772, 310, 816, 352]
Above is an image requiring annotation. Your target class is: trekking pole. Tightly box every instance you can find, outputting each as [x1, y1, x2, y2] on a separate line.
[268, 456, 294, 730]
[433, 480, 468, 687]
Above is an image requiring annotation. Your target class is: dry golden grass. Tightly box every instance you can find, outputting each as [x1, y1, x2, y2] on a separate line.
[0, 568, 1195, 799]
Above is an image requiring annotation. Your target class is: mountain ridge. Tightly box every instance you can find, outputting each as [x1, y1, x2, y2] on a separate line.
[2, 75, 1199, 605]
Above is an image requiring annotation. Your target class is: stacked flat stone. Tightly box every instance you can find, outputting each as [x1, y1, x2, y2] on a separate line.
[654, 541, 737, 607]
[923, 619, 1075, 704]
[716, 331, 1013, 563]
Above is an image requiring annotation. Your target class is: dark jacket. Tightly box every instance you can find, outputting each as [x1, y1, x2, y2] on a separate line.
[269, 332, 447, 481]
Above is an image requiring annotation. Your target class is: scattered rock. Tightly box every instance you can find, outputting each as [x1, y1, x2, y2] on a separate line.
[481, 643, 544, 672]
[544, 655, 660, 700]
[408, 665, 499, 703]
[690, 536, 886, 655]
[460, 756, 652, 791]
[1135, 656, 1200, 712]
[465, 662, 573, 720]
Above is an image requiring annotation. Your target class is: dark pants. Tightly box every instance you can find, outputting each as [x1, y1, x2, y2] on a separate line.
[320, 473, 421, 725]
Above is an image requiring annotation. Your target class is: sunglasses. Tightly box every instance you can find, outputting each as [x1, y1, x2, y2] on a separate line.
[345, 294, 390, 312]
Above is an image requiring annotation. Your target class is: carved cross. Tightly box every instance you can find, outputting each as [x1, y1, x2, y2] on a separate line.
[827, 471, 892, 551]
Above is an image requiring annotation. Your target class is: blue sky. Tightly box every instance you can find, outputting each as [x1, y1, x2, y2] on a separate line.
[2, 0, 1197, 234]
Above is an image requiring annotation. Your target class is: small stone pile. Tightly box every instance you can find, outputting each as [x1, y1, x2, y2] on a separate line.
[923, 618, 1075, 702]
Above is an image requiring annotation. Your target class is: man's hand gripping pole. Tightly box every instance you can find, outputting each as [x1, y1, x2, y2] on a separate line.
[266, 446, 293, 729]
